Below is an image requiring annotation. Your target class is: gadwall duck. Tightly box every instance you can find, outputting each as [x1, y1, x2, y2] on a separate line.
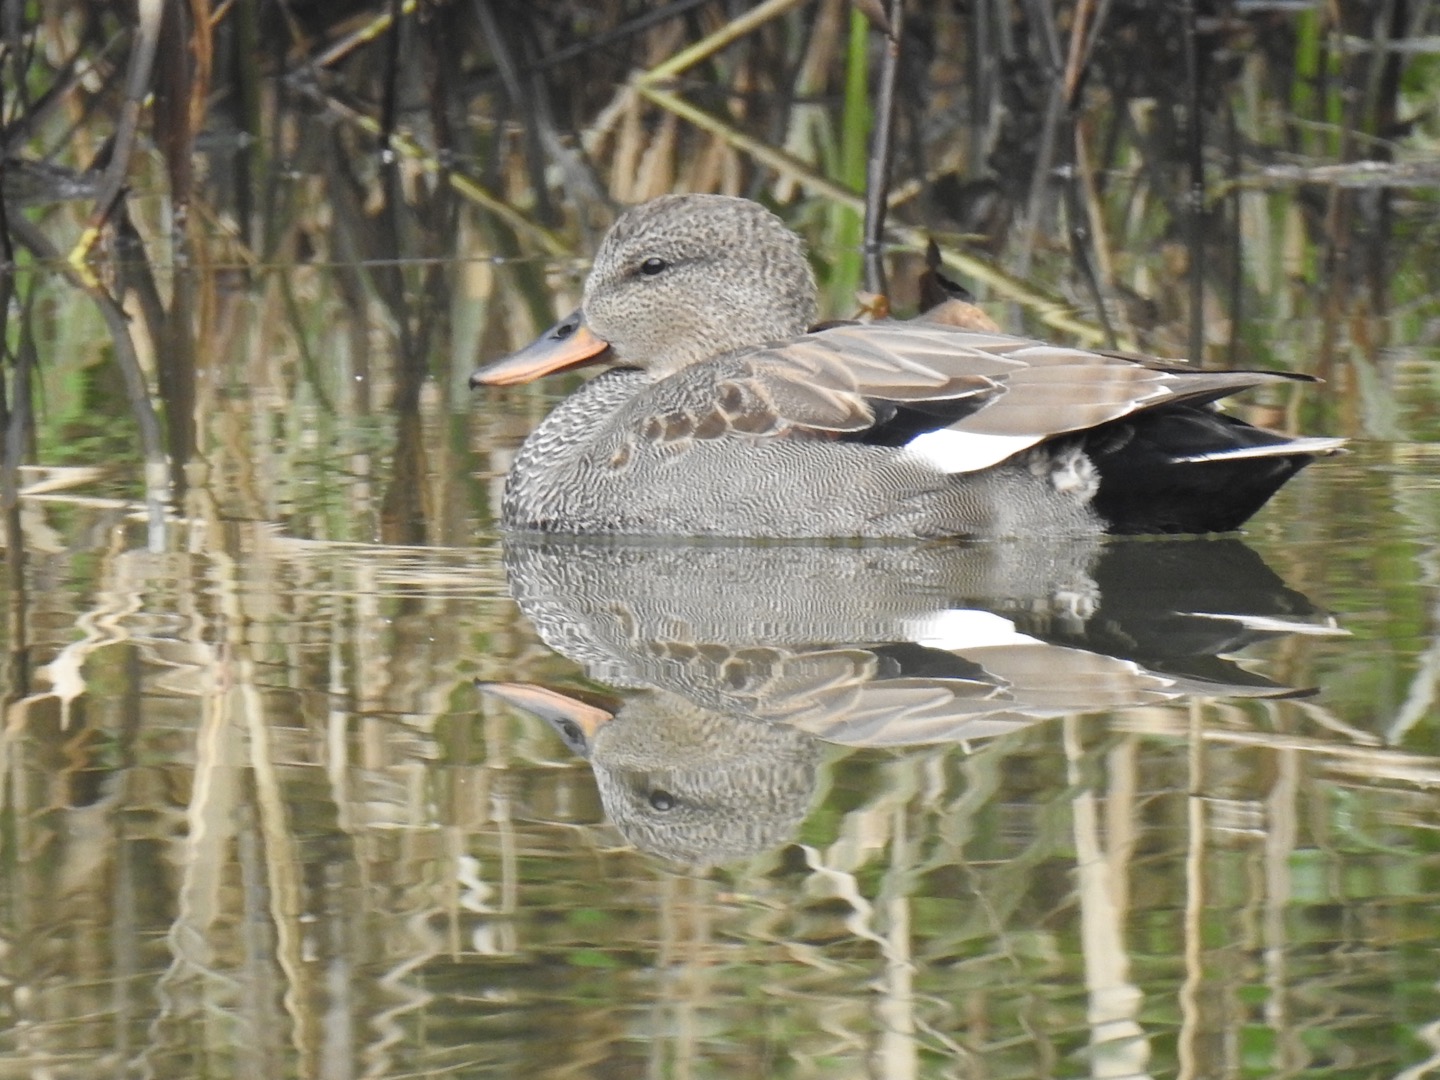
[471, 194, 1342, 538]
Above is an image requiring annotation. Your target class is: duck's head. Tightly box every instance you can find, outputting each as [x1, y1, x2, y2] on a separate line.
[471, 194, 818, 386]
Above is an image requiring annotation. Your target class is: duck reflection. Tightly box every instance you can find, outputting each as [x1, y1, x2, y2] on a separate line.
[482, 537, 1339, 864]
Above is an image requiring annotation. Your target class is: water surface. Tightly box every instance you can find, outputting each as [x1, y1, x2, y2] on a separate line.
[3, 267, 1438, 1075]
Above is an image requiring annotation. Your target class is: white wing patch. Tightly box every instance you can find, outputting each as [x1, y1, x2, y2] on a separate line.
[903, 429, 1041, 473]
[906, 609, 1043, 651]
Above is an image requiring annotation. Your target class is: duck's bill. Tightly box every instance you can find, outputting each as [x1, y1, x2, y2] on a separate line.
[469, 310, 612, 387]
[475, 681, 615, 757]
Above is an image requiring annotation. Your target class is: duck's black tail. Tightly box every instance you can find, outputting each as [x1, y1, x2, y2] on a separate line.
[1085, 406, 1344, 534]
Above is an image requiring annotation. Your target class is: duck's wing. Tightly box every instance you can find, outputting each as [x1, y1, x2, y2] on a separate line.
[642, 315, 1318, 473]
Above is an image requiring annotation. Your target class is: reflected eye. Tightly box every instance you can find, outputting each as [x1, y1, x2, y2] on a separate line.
[639, 257, 668, 277]
[648, 789, 677, 811]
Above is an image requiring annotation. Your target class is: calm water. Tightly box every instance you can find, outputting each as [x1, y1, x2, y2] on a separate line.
[3, 262, 1439, 1080]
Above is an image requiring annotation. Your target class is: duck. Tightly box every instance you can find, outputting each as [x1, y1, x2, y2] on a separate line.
[470, 193, 1343, 538]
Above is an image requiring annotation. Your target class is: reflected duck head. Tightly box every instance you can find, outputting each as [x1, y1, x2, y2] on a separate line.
[590, 696, 821, 867]
[480, 680, 819, 866]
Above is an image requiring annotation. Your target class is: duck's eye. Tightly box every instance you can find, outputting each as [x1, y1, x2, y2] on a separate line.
[648, 789, 677, 811]
[639, 257, 668, 277]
